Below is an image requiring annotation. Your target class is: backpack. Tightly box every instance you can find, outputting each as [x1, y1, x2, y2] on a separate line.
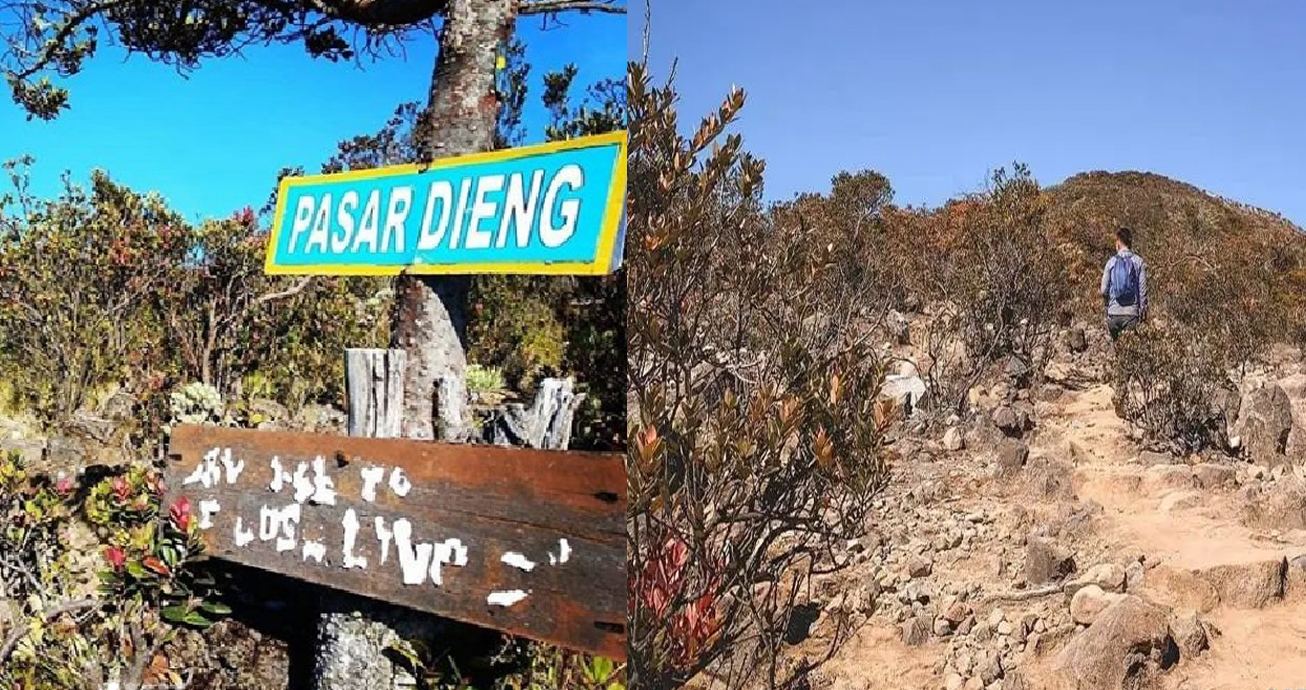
[1108, 254, 1140, 306]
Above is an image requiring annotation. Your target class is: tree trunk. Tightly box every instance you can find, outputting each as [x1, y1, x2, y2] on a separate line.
[314, 348, 418, 690]
[390, 0, 517, 442]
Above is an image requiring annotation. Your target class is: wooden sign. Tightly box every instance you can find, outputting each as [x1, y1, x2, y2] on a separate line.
[164, 424, 627, 660]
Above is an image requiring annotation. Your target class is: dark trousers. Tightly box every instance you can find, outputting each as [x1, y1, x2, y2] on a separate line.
[1106, 314, 1139, 341]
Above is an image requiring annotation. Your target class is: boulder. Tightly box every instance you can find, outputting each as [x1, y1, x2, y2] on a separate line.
[993, 406, 1030, 438]
[1071, 563, 1127, 594]
[1234, 383, 1294, 468]
[1067, 327, 1087, 354]
[881, 374, 927, 417]
[943, 427, 965, 451]
[901, 614, 930, 646]
[995, 440, 1029, 480]
[1192, 463, 1237, 490]
[1025, 537, 1076, 584]
[1169, 610, 1209, 658]
[1142, 465, 1197, 493]
[1240, 476, 1306, 531]
[1054, 596, 1178, 690]
[1023, 456, 1075, 500]
[1135, 450, 1178, 466]
[1200, 557, 1286, 609]
[1069, 584, 1126, 625]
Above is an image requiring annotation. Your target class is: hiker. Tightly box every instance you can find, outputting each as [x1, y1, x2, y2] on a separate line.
[1100, 227, 1148, 341]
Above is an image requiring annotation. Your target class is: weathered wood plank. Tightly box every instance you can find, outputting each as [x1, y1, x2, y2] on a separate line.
[164, 424, 627, 660]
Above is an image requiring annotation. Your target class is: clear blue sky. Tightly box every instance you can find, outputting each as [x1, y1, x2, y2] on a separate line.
[0, 13, 624, 223]
[629, 0, 1306, 226]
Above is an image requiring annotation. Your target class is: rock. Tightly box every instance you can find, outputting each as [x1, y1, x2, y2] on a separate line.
[945, 673, 965, 690]
[906, 555, 933, 578]
[957, 614, 976, 636]
[1002, 669, 1030, 690]
[164, 619, 292, 690]
[1241, 476, 1306, 530]
[1069, 584, 1126, 625]
[996, 620, 1014, 636]
[901, 614, 930, 646]
[1022, 456, 1074, 500]
[293, 403, 347, 434]
[881, 374, 928, 417]
[1143, 566, 1220, 613]
[1193, 463, 1237, 490]
[1067, 327, 1087, 353]
[1054, 596, 1178, 690]
[1025, 537, 1076, 584]
[1234, 383, 1294, 468]
[1135, 450, 1177, 466]
[987, 608, 1007, 629]
[1170, 610, 1209, 658]
[888, 310, 911, 345]
[1142, 465, 1197, 493]
[1071, 563, 1127, 594]
[977, 651, 1004, 684]
[964, 677, 984, 690]
[934, 616, 953, 636]
[943, 600, 972, 626]
[1125, 561, 1145, 591]
[1158, 490, 1203, 514]
[994, 440, 1029, 480]
[993, 406, 1029, 438]
[1201, 557, 1287, 608]
[944, 427, 966, 451]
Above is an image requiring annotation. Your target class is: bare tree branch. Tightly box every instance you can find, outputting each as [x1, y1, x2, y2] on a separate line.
[519, 0, 626, 15]
[0, 598, 100, 666]
[250, 275, 314, 307]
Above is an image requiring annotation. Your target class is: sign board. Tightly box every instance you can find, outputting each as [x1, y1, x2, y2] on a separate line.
[264, 131, 627, 276]
[164, 425, 627, 660]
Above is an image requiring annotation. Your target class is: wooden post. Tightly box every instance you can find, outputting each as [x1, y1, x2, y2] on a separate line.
[313, 348, 419, 690]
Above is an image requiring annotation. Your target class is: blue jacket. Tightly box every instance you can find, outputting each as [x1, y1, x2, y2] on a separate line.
[1100, 250, 1148, 318]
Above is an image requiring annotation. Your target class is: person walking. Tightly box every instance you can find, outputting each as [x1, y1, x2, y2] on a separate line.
[1101, 227, 1148, 341]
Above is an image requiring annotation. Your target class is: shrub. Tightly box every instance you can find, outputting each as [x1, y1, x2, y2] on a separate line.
[0, 451, 227, 688]
[917, 165, 1071, 415]
[1112, 322, 1235, 454]
[627, 62, 894, 690]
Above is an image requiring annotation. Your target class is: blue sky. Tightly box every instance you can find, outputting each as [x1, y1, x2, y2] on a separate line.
[0, 12, 624, 223]
[629, 0, 1306, 226]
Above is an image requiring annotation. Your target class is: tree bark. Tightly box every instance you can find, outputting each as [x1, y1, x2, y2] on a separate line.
[390, 0, 517, 441]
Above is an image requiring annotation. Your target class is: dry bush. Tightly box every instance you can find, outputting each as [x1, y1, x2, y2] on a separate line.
[626, 62, 894, 690]
[1112, 322, 1236, 454]
[914, 165, 1071, 415]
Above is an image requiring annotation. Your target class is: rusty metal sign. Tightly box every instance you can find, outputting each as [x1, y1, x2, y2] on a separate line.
[164, 425, 626, 660]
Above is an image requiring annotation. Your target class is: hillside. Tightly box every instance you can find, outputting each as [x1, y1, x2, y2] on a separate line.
[1039, 171, 1306, 323]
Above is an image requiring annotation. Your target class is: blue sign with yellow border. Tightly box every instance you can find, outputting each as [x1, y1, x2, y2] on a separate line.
[265, 131, 627, 276]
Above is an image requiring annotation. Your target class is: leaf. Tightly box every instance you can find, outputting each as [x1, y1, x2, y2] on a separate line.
[125, 560, 148, 580]
[200, 601, 231, 616]
[161, 605, 189, 624]
[182, 610, 212, 628]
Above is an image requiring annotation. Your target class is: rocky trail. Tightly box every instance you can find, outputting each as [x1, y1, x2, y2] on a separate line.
[789, 358, 1306, 690]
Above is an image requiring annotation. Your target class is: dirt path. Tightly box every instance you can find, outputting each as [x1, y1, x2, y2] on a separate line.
[808, 380, 1306, 690]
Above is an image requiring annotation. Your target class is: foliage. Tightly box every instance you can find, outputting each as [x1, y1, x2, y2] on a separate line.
[0, 451, 227, 688]
[0, 161, 187, 423]
[915, 165, 1072, 415]
[1111, 322, 1236, 454]
[168, 382, 225, 427]
[0, 164, 388, 433]
[387, 636, 626, 690]
[0, 0, 628, 120]
[627, 61, 894, 690]
[465, 364, 507, 395]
